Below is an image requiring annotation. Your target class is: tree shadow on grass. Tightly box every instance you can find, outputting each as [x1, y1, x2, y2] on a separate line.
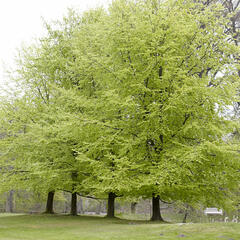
[0, 213, 171, 225]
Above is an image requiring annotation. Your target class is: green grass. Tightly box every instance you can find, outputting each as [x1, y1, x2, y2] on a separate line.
[0, 214, 239, 240]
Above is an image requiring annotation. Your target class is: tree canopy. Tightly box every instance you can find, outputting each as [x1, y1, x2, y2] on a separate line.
[0, 0, 240, 220]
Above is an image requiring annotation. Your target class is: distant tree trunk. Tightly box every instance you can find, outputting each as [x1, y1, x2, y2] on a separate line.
[6, 190, 14, 213]
[96, 200, 102, 215]
[183, 211, 188, 223]
[106, 192, 116, 218]
[63, 192, 70, 213]
[70, 192, 77, 216]
[182, 204, 190, 223]
[77, 196, 84, 214]
[44, 191, 55, 214]
[131, 202, 137, 214]
[85, 198, 89, 212]
[102, 200, 107, 213]
[150, 195, 164, 221]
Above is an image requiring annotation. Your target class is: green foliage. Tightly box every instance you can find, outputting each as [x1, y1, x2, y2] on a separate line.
[0, 0, 239, 210]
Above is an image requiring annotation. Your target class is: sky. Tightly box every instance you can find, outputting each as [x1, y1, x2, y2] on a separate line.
[0, 0, 110, 91]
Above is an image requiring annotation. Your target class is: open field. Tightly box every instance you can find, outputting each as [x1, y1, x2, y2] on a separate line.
[0, 214, 239, 240]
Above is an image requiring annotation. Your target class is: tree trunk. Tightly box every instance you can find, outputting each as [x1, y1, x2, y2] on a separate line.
[131, 202, 137, 214]
[106, 192, 116, 218]
[96, 200, 102, 215]
[77, 196, 84, 214]
[70, 192, 77, 216]
[183, 211, 188, 223]
[70, 171, 78, 216]
[44, 191, 55, 214]
[6, 190, 14, 213]
[63, 191, 70, 213]
[150, 195, 164, 221]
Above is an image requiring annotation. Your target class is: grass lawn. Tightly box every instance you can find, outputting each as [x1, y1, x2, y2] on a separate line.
[0, 214, 239, 240]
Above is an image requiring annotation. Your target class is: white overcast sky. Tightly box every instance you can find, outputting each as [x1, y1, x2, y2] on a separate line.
[0, 0, 110, 91]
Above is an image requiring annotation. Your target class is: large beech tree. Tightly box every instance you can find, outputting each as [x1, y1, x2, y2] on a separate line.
[75, 0, 240, 220]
